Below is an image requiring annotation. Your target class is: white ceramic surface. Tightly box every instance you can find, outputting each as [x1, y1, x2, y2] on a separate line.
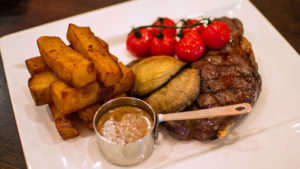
[1, 0, 300, 168]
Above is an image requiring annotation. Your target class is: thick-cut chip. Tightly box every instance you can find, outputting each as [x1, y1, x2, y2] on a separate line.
[49, 104, 79, 140]
[37, 36, 96, 87]
[77, 103, 101, 129]
[95, 36, 119, 62]
[51, 80, 100, 114]
[28, 71, 58, 106]
[95, 37, 118, 62]
[95, 37, 109, 52]
[110, 62, 134, 96]
[67, 24, 122, 87]
[25, 56, 48, 76]
[110, 54, 119, 62]
[51, 80, 112, 114]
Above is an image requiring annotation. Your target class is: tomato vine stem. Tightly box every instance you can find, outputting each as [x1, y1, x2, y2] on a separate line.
[130, 18, 211, 38]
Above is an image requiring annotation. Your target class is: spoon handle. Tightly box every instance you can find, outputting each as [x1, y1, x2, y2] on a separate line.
[158, 103, 252, 122]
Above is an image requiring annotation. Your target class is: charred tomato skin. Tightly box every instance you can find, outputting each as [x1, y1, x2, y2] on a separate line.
[126, 28, 153, 58]
[201, 21, 231, 49]
[175, 31, 205, 61]
[150, 34, 177, 56]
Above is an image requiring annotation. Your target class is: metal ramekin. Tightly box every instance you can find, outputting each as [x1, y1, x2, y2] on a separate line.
[93, 97, 252, 166]
[93, 97, 156, 166]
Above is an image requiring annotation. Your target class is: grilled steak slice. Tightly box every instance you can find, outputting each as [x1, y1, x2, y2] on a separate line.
[165, 17, 262, 141]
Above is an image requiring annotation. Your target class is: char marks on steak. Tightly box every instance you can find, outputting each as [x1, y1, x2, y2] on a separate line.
[166, 17, 262, 141]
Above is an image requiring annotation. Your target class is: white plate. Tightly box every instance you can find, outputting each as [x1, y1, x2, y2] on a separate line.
[1, 0, 300, 168]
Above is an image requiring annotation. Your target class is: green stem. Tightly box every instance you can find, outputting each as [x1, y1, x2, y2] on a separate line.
[130, 18, 211, 37]
[134, 23, 200, 30]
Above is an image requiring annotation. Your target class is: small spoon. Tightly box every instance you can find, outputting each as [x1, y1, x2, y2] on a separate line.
[158, 103, 251, 122]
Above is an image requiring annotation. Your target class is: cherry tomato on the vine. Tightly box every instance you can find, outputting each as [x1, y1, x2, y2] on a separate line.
[150, 17, 177, 36]
[175, 31, 205, 61]
[201, 21, 231, 49]
[150, 34, 177, 56]
[126, 28, 153, 58]
[182, 19, 205, 35]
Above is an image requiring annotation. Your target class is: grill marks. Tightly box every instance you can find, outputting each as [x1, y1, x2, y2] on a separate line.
[196, 55, 259, 94]
[166, 53, 261, 141]
[165, 17, 262, 141]
[194, 53, 261, 108]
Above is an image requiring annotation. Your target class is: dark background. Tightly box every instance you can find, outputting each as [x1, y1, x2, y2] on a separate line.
[0, 0, 299, 168]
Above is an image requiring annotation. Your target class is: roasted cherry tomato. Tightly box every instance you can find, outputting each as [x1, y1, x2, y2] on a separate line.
[201, 21, 231, 49]
[175, 31, 205, 61]
[150, 34, 177, 56]
[126, 28, 153, 58]
[182, 19, 205, 35]
[150, 17, 176, 36]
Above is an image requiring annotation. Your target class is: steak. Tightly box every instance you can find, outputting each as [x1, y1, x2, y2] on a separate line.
[165, 17, 262, 140]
